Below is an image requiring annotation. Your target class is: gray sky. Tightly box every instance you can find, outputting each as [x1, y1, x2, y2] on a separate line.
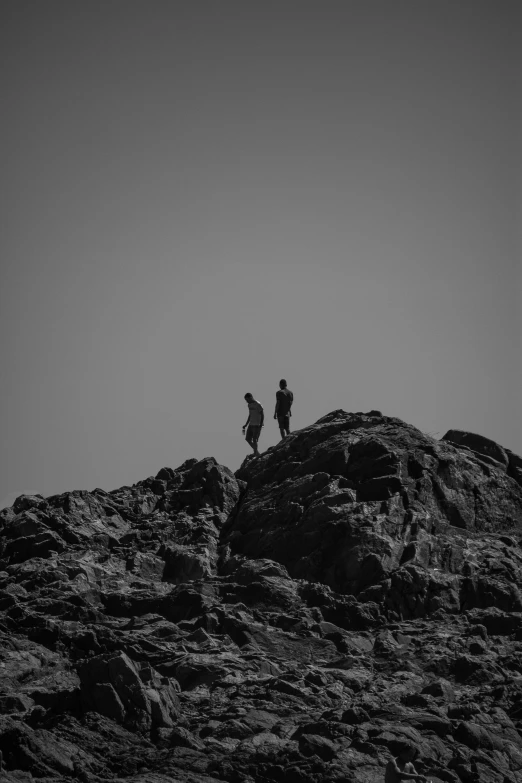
[1, 1, 521, 509]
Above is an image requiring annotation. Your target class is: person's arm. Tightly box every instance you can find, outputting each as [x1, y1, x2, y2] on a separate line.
[389, 760, 426, 781]
[274, 391, 280, 419]
[405, 762, 428, 781]
[259, 405, 265, 427]
[242, 414, 250, 431]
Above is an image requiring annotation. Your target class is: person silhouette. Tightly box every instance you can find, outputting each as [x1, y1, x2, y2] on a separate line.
[242, 393, 264, 456]
[274, 379, 293, 440]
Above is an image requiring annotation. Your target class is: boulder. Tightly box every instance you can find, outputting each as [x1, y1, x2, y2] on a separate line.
[227, 411, 522, 597]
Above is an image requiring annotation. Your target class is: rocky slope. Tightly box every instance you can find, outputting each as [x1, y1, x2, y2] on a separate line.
[0, 411, 521, 783]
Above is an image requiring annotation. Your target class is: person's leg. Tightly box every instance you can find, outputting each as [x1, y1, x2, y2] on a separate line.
[252, 425, 260, 455]
[245, 426, 257, 454]
[279, 415, 290, 439]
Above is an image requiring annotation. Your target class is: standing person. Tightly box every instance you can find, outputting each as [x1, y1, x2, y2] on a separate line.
[274, 379, 293, 439]
[242, 393, 264, 456]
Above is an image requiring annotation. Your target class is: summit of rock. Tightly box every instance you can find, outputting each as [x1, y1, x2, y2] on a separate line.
[0, 411, 521, 783]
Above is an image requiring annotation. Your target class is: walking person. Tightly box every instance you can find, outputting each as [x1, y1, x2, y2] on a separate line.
[274, 379, 293, 440]
[242, 393, 264, 456]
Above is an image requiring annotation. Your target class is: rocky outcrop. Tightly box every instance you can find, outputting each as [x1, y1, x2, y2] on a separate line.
[227, 412, 522, 607]
[0, 413, 521, 783]
[442, 428, 522, 490]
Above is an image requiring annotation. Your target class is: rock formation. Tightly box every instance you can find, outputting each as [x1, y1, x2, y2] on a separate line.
[0, 411, 521, 783]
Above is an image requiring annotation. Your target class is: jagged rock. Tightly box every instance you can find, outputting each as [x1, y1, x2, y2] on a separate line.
[442, 429, 510, 470]
[421, 678, 455, 701]
[77, 651, 181, 730]
[299, 732, 338, 760]
[0, 414, 521, 782]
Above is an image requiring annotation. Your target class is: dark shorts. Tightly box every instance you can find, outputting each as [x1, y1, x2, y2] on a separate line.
[277, 415, 290, 431]
[246, 424, 261, 443]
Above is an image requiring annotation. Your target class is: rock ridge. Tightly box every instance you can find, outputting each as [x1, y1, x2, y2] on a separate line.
[0, 411, 521, 783]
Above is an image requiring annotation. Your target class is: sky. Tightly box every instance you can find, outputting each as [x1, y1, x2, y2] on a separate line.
[1, 1, 521, 509]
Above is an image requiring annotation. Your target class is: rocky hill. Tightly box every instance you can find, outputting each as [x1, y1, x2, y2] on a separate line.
[0, 411, 521, 783]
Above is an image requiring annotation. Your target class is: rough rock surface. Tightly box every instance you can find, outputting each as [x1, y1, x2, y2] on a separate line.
[0, 412, 521, 783]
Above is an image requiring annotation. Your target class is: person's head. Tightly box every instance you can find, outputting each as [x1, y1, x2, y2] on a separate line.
[397, 744, 418, 763]
[244, 393, 253, 402]
[279, 379, 287, 389]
